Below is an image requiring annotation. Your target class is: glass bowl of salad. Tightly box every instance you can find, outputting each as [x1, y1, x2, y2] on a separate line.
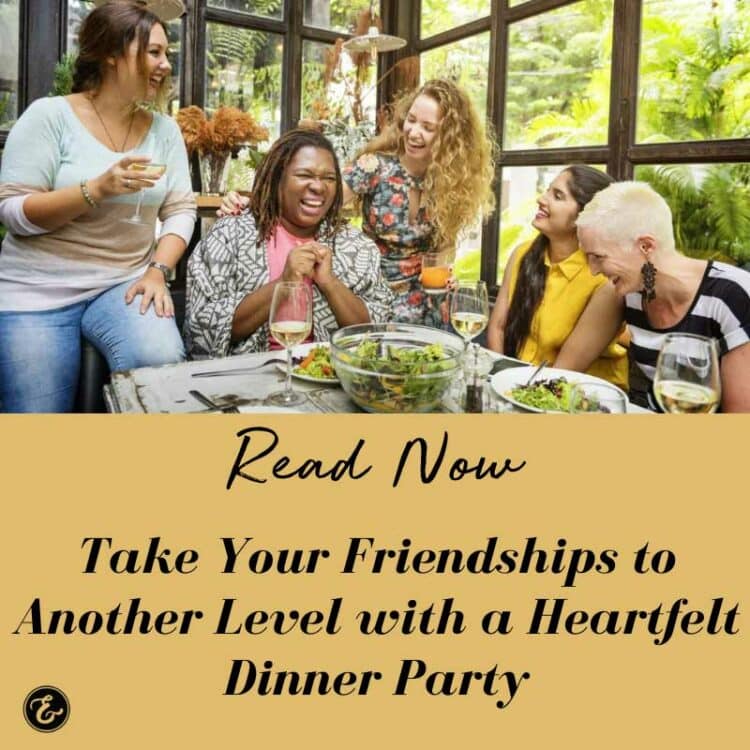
[329, 323, 464, 413]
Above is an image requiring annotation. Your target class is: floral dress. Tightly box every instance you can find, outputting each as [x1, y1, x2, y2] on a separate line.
[343, 152, 447, 327]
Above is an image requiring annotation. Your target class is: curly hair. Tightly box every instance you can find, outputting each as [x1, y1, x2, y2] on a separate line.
[358, 79, 496, 253]
[72, 1, 171, 110]
[249, 128, 344, 245]
[503, 165, 615, 358]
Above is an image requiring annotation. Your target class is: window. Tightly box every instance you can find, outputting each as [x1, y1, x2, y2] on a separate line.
[304, 0, 371, 33]
[420, 0, 490, 39]
[208, 0, 283, 20]
[0, 0, 20, 129]
[505, 0, 613, 150]
[205, 23, 283, 140]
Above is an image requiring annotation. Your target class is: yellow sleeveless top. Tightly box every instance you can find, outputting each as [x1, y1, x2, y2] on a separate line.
[508, 241, 629, 389]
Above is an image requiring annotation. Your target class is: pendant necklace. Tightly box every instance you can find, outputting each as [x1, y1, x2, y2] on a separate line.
[90, 97, 135, 152]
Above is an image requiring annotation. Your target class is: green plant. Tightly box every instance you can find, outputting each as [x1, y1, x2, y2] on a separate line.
[50, 53, 77, 97]
[635, 164, 750, 265]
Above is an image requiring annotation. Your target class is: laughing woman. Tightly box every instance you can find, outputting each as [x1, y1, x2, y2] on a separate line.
[185, 129, 393, 357]
[0, 1, 196, 412]
[486, 165, 629, 390]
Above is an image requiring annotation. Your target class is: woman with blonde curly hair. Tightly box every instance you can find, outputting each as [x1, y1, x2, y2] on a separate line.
[341, 79, 495, 326]
[220, 79, 495, 327]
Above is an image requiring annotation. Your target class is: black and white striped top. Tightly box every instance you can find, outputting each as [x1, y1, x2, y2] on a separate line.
[626, 260, 750, 386]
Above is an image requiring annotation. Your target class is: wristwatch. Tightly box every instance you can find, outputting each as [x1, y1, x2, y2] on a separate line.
[147, 261, 172, 283]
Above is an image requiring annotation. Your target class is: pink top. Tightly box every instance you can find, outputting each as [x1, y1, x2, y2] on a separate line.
[267, 223, 314, 350]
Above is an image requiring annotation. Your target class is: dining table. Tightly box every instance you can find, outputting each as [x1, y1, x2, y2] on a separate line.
[104, 349, 651, 414]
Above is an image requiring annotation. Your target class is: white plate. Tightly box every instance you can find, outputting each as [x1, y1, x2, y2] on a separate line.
[237, 406, 306, 414]
[276, 342, 339, 384]
[489, 366, 627, 413]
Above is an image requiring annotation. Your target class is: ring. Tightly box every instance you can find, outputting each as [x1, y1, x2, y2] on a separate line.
[125, 179, 131, 188]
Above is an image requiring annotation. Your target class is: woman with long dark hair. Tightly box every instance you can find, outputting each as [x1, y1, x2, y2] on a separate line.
[487, 165, 628, 389]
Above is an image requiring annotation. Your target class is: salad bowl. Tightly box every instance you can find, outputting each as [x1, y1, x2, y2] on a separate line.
[329, 323, 464, 413]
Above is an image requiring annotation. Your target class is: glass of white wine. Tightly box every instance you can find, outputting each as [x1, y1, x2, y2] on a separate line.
[122, 162, 167, 225]
[268, 281, 313, 407]
[450, 281, 489, 349]
[653, 333, 720, 413]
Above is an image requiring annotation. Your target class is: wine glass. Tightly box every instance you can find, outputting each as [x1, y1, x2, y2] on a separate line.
[122, 162, 167, 225]
[568, 382, 628, 413]
[450, 281, 489, 349]
[268, 281, 313, 406]
[653, 333, 721, 413]
[420, 250, 452, 295]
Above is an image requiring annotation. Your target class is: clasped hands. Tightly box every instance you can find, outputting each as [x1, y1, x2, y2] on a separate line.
[282, 242, 336, 290]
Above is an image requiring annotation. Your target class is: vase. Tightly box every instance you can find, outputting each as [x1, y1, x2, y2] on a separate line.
[199, 150, 232, 196]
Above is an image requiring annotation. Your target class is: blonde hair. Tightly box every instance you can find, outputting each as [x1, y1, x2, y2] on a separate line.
[359, 79, 496, 252]
[576, 181, 675, 251]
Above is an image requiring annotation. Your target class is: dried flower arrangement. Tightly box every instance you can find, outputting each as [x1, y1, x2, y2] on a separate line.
[175, 105, 269, 194]
[175, 105, 268, 157]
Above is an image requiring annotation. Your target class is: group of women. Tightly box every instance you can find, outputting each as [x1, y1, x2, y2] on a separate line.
[1, 0, 748, 413]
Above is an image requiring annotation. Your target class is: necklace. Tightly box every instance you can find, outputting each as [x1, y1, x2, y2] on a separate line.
[90, 97, 135, 152]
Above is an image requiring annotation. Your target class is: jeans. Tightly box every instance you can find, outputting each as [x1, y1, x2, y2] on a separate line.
[0, 280, 185, 412]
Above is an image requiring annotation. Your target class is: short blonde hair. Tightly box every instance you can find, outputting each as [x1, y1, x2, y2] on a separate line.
[576, 181, 675, 251]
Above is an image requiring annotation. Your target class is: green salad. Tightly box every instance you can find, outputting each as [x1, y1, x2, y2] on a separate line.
[509, 377, 573, 411]
[341, 339, 456, 412]
[293, 345, 336, 379]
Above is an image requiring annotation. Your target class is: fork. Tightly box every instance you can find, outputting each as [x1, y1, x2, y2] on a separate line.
[525, 359, 549, 386]
[188, 390, 240, 413]
[191, 358, 286, 378]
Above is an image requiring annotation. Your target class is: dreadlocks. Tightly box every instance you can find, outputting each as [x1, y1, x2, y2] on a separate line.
[249, 128, 344, 244]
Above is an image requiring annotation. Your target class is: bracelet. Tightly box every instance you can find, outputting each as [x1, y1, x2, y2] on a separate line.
[80, 180, 98, 208]
[147, 261, 172, 283]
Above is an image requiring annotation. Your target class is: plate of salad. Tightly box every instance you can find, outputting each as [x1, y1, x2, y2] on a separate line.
[489, 366, 627, 413]
[277, 342, 339, 384]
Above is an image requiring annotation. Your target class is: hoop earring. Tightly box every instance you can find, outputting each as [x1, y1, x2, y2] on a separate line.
[641, 260, 657, 302]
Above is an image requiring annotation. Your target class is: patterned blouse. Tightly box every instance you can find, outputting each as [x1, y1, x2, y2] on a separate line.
[185, 214, 394, 357]
[343, 152, 445, 327]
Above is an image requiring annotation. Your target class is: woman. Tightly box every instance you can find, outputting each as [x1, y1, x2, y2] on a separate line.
[577, 181, 750, 412]
[221, 79, 496, 327]
[486, 165, 629, 390]
[185, 128, 393, 358]
[0, 1, 195, 413]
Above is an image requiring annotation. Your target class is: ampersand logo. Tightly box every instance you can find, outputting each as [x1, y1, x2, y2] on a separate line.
[23, 686, 70, 732]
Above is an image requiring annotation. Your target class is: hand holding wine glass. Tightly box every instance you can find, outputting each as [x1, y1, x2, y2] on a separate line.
[450, 281, 489, 348]
[122, 160, 167, 225]
[268, 281, 313, 406]
[653, 333, 720, 413]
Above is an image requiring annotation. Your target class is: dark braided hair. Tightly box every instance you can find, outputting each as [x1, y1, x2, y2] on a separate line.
[72, 1, 164, 95]
[503, 165, 615, 358]
[249, 128, 344, 245]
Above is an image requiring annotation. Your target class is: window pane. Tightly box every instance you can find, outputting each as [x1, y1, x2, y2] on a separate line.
[0, 0, 20, 128]
[67, 0, 94, 53]
[420, 32, 489, 124]
[205, 23, 283, 141]
[420, 0, 490, 39]
[637, 0, 750, 143]
[634, 163, 750, 264]
[304, 0, 371, 34]
[504, 0, 613, 150]
[495, 164, 606, 283]
[207, 1, 283, 20]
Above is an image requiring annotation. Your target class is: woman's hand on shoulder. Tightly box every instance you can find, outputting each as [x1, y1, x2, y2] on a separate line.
[89, 156, 161, 202]
[217, 191, 250, 217]
[125, 267, 174, 318]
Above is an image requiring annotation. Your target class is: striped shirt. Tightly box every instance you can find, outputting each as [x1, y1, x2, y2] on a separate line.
[0, 96, 196, 311]
[626, 260, 750, 387]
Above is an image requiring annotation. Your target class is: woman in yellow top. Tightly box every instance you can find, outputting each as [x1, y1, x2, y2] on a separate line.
[486, 165, 628, 389]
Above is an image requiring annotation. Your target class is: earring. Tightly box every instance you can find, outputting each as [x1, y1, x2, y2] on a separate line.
[641, 260, 657, 302]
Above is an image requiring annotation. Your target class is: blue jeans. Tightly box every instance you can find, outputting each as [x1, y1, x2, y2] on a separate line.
[0, 280, 185, 412]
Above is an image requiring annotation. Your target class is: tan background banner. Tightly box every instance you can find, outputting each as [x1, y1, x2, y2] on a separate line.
[1, 415, 746, 746]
